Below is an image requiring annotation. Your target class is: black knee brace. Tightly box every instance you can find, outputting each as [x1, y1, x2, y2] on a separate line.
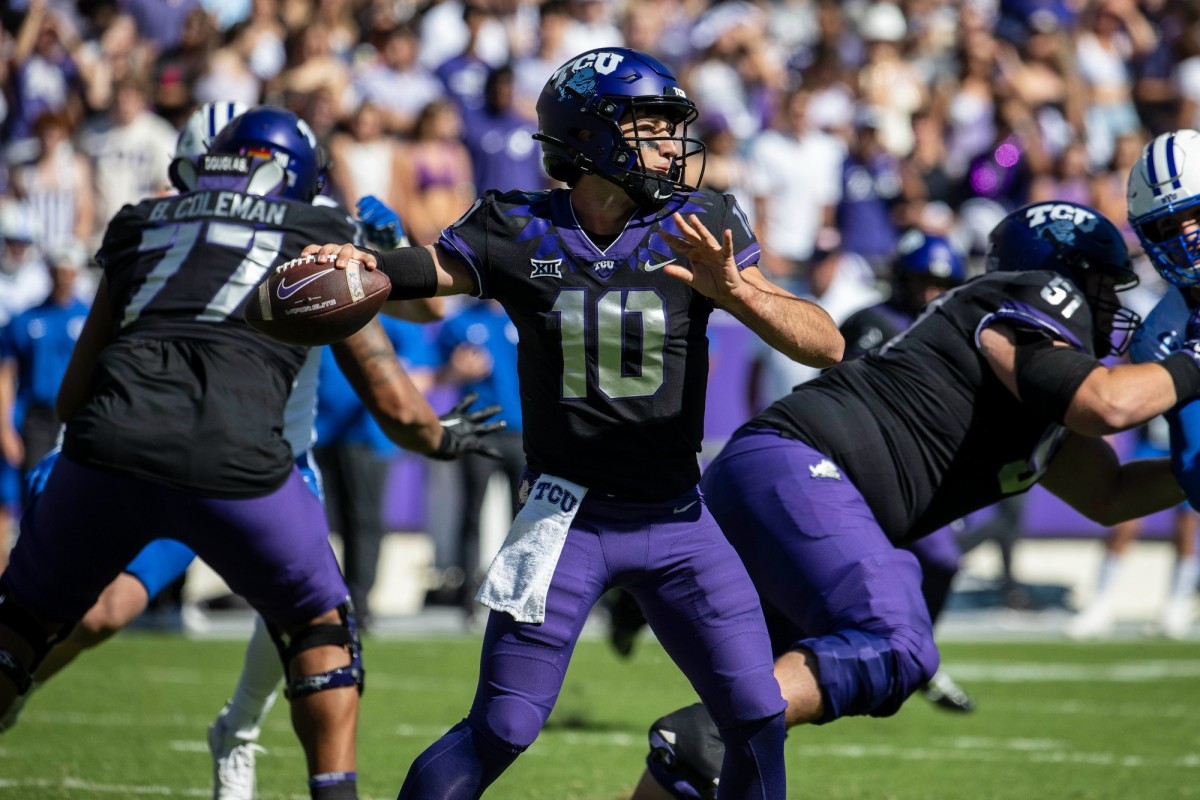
[267, 600, 364, 699]
[0, 592, 69, 695]
[646, 703, 723, 800]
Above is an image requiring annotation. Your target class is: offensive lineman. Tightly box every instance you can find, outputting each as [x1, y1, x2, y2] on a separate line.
[633, 201, 1200, 800]
[0, 106, 394, 800]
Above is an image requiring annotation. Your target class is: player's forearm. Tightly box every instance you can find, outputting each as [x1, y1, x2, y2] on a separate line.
[1042, 434, 1184, 525]
[1064, 362, 1185, 435]
[725, 288, 844, 368]
[332, 320, 443, 455]
[1096, 458, 1185, 526]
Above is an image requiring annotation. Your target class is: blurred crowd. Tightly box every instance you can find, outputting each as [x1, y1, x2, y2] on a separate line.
[3, 0, 1200, 295]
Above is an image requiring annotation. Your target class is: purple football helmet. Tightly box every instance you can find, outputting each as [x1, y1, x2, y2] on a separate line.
[986, 201, 1141, 356]
[207, 106, 326, 201]
[534, 48, 705, 207]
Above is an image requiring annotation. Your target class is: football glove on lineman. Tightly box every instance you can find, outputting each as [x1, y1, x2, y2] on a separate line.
[433, 393, 506, 460]
[356, 195, 407, 250]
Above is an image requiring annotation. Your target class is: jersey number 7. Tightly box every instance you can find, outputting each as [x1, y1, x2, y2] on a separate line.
[124, 221, 283, 329]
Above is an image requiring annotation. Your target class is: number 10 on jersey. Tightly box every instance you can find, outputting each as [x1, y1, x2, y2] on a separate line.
[551, 288, 666, 399]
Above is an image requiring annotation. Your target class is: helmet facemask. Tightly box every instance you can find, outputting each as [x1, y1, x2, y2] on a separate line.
[1067, 251, 1142, 356]
[1133, 200, 1200, 287]
[607, 98, 706, 206]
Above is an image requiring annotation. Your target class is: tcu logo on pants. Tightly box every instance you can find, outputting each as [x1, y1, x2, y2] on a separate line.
[532, 480, 580, 513]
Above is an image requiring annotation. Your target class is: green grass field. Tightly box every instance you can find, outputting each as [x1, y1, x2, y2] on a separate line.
[1, 629, 1198, 799]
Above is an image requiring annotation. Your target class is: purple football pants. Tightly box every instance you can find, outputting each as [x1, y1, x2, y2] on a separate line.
[2, 455, 348, 628]
[904, 526, 962, 624]
[397, 485, 787, 799]
[701, 427, 939, 722]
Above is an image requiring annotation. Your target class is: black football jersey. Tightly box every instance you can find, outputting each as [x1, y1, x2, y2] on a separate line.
[755, 270, 1098, 543]
[438, 188, 759, 500]
[64, 190, 357, 496]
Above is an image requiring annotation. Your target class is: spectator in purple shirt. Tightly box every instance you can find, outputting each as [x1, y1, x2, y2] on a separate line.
[462, 65, 543, 194]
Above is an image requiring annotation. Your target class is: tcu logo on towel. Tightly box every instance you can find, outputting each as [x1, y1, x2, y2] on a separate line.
[532, 480, 580, 513]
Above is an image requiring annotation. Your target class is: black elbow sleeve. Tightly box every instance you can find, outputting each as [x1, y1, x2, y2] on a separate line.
[1013, 338, 1100, 423]
[367, 246, 439, 300]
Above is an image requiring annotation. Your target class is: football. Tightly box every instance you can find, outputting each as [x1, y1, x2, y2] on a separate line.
[245, 253, 391, 347]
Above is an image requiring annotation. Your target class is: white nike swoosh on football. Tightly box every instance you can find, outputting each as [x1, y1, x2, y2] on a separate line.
[673, 500, 698, 513]
[277, 268, 337, 300]
[643, 259, 677, 272]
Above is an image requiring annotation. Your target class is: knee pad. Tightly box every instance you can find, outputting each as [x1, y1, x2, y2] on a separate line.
[804, 627, 939, 722]
[646, 703, 722, 800]
[268, 601, 364, 700]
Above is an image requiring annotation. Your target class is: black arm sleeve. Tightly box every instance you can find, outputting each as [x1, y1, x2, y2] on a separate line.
[1014, 338, 1101, 423]
[365, 246, 439, 300]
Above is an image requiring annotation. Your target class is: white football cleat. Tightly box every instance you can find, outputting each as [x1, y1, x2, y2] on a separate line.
[209, 710, 266, 800]
[1066, 601, 1115, 640]
[1157, 597, 1195, 640]
[921, 670, 976, 713]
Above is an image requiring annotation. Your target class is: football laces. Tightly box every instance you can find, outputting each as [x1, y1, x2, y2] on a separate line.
[275, 253, 321, 273]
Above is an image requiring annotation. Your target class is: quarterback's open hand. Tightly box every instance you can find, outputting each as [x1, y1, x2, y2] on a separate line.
[432, 392, 506, 460]
[660, 213, 746, 304]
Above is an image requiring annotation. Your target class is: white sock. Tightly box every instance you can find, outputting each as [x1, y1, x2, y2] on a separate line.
[218, 616, 282, 738]
[1093, 553, 1124, 601]
[1169, 555, 1200, 603]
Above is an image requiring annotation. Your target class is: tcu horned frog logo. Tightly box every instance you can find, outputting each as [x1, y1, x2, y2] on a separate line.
[552, 51, 627, 100]
[1024, 203, 1098, 248]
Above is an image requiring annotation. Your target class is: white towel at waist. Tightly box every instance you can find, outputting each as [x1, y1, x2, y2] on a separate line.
[475, 474, 587, 624]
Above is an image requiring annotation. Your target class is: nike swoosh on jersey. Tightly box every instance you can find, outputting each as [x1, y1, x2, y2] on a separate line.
[673, 500, 698, 513]
[277, 268, 337, 300]
[643, 259, 677, 272]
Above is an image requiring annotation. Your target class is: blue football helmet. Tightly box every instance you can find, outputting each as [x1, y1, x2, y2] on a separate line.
[1127, 129, 1200, 287]
[534, 48, 705, 207]
[207, 106, 326, 201]
[986, 201, 1141, 356]
[892, 230, 966, 314]
[894, 230, 966, 283]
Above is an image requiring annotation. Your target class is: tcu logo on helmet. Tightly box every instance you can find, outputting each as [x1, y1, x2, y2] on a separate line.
[1024, 203, 1097, 228]
[553, 51, 626, 82]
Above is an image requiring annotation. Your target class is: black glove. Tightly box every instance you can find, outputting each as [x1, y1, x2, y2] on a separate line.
[432, 392, 506, 460]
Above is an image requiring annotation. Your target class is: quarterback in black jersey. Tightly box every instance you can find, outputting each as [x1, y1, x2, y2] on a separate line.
[301, 48, 842, 800]
[632, 201, 1200, 800]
